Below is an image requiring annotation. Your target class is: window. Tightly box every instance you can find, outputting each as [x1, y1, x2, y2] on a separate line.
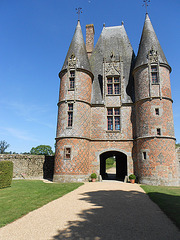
[107, 76, 120, 95]
[143, 152, 147, 160]
[107, 108, 120, 131]
[155, 108, 159, 115]
[157, 128, 161, 135]
[68, 103, 73, 127]
[69, 70, 75, 89]
[151, 65, 158, 84]
[64, 147, 71, 159]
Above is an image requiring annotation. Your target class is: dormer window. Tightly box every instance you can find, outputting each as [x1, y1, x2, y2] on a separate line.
[69, 70, 75, 89]
[151, 65, 158, 84]
[107, 76, 120, 95]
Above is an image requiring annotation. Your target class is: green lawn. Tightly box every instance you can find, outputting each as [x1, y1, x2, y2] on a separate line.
[141, 185, 180, 229]
[0, 180, 83, 228]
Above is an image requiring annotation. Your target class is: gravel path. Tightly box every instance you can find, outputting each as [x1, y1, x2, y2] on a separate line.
[0, 181, 179, 240]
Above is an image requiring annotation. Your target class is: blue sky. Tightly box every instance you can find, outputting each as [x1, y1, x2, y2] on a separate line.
[0, 0, 180, 153]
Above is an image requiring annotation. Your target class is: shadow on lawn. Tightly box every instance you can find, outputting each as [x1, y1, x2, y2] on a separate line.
[146, 192, 180, 229]
[52, 189, 179, 240]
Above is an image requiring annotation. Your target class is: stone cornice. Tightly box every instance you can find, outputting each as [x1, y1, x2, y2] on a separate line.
[55, 136, 134, 142]
[57, 99, 91, 106]
[59, 68, 94, 79]
[134, 96, 173, 104]
[135, 136, 176, 141]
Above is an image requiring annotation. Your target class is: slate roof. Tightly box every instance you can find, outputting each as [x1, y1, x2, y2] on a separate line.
[90, 24, 135, 105]
[61, 21, 91, 73]
[135, 14, 169, 69]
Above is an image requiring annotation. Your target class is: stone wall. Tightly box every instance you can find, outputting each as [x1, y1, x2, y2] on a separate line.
[0, 154, 54, 180]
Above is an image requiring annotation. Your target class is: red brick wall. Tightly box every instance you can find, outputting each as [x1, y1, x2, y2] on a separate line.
[134, 66, 172, 101]
[56, 101, 91, 139]
[133, 64, 178, 185]
[55, 69, 92, 181]
[91, 105, 133, 140]
[135, 99, 174, 138]
[54, 138, 90, 175]
[135, 138, 178, 185]
[160, 67, 172, 98]
[59, 71, 92, 103]
[54, 138, 134, 180]
[89, 141, 134, 175]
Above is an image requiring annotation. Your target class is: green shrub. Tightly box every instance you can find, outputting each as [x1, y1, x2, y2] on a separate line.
[0, 161, 13, 189]
[90, 173, 97, 179]
[129, 174, 136, 180]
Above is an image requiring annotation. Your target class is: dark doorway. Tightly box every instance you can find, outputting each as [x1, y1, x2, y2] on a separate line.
[100, 151, 127, 181]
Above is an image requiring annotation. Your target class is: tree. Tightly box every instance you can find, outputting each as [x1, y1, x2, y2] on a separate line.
[175, 143, 180, 148]
[30, 145, 54, 156]
[0, 140, 10, 154]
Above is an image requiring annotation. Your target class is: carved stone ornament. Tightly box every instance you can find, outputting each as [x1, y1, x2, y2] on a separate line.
[147, 46, 158, 63]
[105, 63, 120, 75]
[68, 53, 77, 69]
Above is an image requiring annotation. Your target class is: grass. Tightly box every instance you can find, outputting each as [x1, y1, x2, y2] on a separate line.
[141, 185, 180, 229]
[106, 157, 116, 169]
[0, 180, 83, 228]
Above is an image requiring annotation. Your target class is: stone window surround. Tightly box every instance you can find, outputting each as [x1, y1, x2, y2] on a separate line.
[68, 69, 75, 90]
[157, 128, 161, 136]
[64, 146, 72, 160]
[155, 107, 160, 115]
[67, 103, 73, 127]
[106, 76, 120, 95]
[151, 105, 163, 117]
[140, 149, 149, 161]
[150, 64, 159, 85]
[107, 107, 120, 131]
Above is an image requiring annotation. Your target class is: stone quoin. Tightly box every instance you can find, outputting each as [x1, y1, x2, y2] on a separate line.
[53, 14, 179, 186]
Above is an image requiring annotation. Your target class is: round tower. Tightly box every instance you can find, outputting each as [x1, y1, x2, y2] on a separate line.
[133, 14, 178, 186]
[54, 21, 93, 182]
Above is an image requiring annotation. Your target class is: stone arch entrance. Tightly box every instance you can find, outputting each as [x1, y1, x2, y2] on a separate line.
[100, 151, 127, 181]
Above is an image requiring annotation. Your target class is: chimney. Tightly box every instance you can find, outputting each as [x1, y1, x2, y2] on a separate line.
[86, 24, 95, 59]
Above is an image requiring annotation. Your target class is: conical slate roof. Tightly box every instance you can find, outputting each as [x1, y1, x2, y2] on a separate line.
[61, 21, 91, 73]
[135, 14, 169, 69]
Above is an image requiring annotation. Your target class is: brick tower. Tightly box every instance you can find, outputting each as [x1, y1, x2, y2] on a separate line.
[54, 20, 93, 182]
[54, 14, 179, 185]
[133, 14, 178, 185]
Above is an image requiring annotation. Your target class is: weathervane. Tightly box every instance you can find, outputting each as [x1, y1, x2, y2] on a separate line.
[76, 7, 82, 21]
[143, 0, 150, 13]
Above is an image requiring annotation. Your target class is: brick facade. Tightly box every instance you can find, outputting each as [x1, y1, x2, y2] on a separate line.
[54, 16, 179, 186]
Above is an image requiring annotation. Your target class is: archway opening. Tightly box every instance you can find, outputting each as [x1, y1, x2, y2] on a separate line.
[100, 151, 127, 181]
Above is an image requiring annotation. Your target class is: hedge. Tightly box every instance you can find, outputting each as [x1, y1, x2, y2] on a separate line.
[0, 161, 13, 189]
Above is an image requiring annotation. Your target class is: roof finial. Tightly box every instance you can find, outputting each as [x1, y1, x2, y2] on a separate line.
[143, 0, 150, 14]
[76, 7, 82, 21]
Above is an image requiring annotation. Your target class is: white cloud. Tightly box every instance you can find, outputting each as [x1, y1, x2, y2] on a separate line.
[0, 100, 54, 129]
[0, 127, 38, 142]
